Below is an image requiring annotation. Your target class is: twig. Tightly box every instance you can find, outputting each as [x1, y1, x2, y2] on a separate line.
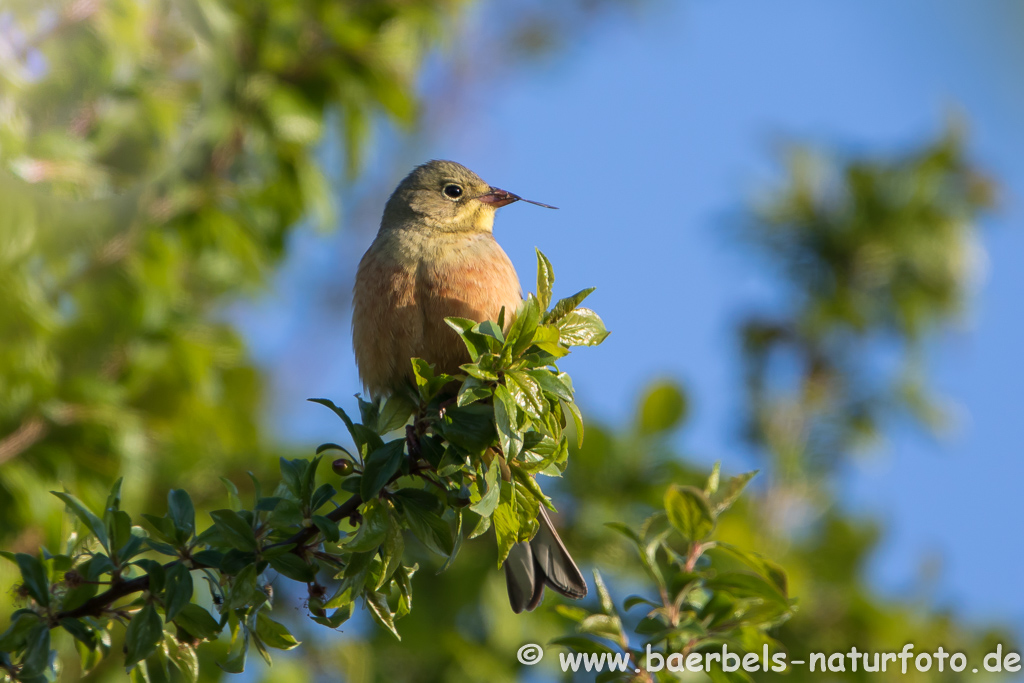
[55, 493, 364, 621]
[0, 417, 48, 466]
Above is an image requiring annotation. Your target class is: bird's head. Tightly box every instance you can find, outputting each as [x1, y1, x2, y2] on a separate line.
[381, 160, 555, 234]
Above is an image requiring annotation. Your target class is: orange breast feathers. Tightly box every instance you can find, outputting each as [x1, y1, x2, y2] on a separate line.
[352, 232, 522, 398]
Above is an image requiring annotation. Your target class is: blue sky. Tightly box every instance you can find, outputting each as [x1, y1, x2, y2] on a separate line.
[235, 0, 1024, 634]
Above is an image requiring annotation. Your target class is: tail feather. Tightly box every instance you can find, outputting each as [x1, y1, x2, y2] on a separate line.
[503, 507, 587, 613]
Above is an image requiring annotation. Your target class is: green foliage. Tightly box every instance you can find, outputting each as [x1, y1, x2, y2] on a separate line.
[0, 0, 466, 560]
[555, 467, 791, 682]
[741, 130, 995, 474]
[0, 253, 610, 679]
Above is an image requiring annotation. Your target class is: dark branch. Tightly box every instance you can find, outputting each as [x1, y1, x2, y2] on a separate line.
[55, 493, 364, 621]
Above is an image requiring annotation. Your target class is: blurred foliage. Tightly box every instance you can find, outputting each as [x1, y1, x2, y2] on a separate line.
[740, 130, 995, 478]
[0, 0, 463, 551]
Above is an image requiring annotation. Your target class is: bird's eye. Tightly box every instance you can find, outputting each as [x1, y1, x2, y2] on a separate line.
[443, 184, 463, 200]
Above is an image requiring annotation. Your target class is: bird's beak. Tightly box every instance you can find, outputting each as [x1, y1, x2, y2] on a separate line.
[477, 187, 558, 210]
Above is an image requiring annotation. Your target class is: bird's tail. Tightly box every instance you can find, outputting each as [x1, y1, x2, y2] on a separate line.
[503, 506, 588, 613]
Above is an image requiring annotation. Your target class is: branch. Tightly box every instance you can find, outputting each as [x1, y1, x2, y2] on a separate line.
[0, 417, 48, 466]
[55, 493, 364, 621]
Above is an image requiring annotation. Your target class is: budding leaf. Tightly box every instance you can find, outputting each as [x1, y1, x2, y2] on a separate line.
[536, 248, 555, 311]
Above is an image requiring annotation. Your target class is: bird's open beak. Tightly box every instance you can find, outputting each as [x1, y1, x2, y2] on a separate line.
[477, 187, 558, 210]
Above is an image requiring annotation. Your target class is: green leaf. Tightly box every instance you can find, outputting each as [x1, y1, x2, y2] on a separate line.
[664, 485, 715, 542]
[713, 543, 789, 597]
[506, 371, 546, 420]
[223, 564, 262, 610]
[445, 318, 496, 361]
[548, 636, 616, 655]
[476, 320, 505, 344]
[163, 564, 193, 622]
[545, 287, 595, 324]
[526, 324, 569, 358]
[52, 491, 108, 550]
[0, 612, 41, 651]
[209, 510, 257, 552]
[60, 618, 96, 649]
[511, 467, 554, 511]
[526, 369, 574, 402]
[316, 442, 351, 456]
[270, 548, 317, 581]
[311, 515, 341, 543]
[439, 403, 497, 452]
[456, 376, 492, 407]
[578, 613, 623, 642]
[279, 458, 303, 499]
[712, 470, 758, 514]
[519, 435, 568, 475]
[378, 513, 405, 588]
[124, 603, 163, 668]
[364, 590, 401, 640]
[345, 500, 390, 552]
[172, 604, 221, 641]
[622, 595, 658, 610]
[557, 308, 610, 347]
[377, 394, 416, 434]
[469, 463, 500, 517]
[637, 380, 688, 434]
[505, 296, 542, 357]
[255, 612, 300, 650]
[358, 395, 379, 432]
[706, 461, 721, 496]
[536, 248, 555, 311]
[411, 358, 454, 403]
[218, 632, 247, 674]
[308, 399, 385, 460]
[310, 483, 337, 513]
[492, 483, 519, 566]
[493, 384, 521, 460]
[220, 476, 243, 511]
[438, 509, 464, 574]
[593, 569, 616, 616]
[14, 554, 49, 606]
[561, 400, 585, 448]
[705, 571, 789, 607]
[164, 634, 199, 683]
[104, 478, 124, 514]
[468, 511, 491, 539]
[400, 498, 454, 557]
[301, 455, 322, 506]
[19, 623, 51, 679]
[436, 445, 468, 477]
[360, 440, 406, 501]
[168, 490, 196, 541]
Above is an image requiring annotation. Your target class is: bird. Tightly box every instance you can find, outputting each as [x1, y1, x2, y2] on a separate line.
[351, 159, 587, 613]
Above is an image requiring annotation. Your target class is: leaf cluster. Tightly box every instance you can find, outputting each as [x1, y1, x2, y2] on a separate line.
[553, 466, 794, 683]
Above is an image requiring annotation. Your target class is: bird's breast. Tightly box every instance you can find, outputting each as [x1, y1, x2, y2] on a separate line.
[352, 228, 522, 397]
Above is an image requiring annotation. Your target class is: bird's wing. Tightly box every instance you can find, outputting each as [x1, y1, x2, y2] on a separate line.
[530, 506, 588, 600]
